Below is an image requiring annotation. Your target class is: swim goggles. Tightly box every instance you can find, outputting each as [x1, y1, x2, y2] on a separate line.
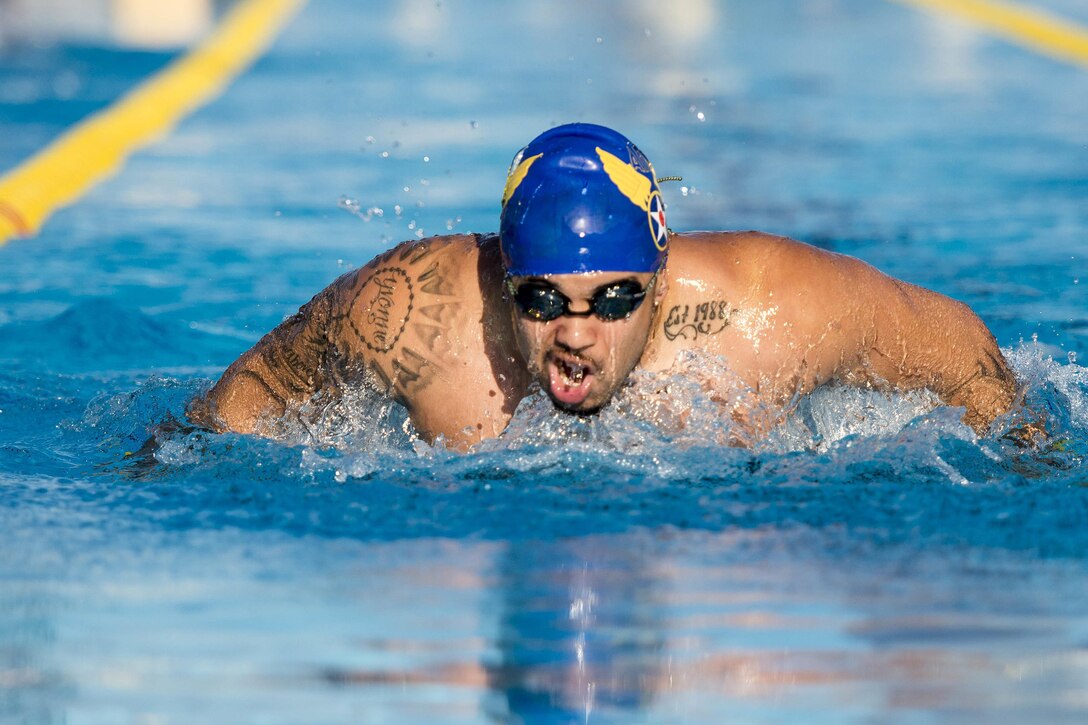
[506, 270, 658, 322]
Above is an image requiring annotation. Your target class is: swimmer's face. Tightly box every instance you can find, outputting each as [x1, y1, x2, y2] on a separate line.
[506, 270, 664, 413]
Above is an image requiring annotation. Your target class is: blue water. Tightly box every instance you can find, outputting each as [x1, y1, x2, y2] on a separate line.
[2, 0, 1088, 722]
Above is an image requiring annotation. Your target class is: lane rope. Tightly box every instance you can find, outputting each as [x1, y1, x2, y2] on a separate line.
[0, 0, 308, 246]
[892, 0, 1088, 68]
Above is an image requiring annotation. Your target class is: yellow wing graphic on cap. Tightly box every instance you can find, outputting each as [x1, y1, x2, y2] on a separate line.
[501, 152, 542, 206]
[597, 147, 652, 211]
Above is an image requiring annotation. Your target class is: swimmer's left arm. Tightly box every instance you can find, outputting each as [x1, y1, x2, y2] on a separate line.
[839, 261, 1018, 434]
[740, 234, 1017, 434]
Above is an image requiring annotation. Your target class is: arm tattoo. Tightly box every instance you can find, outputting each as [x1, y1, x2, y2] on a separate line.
[328, 240, 465, 403]
[663, 300, 733, 341]
[260, 341, 314, 395]
[416, 260, 457, 296]
[392, 346, 430, 397]
[346, 266, 414, 352]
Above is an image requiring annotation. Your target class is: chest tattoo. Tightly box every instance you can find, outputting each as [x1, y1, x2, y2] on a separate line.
[663, 300, 733, 341]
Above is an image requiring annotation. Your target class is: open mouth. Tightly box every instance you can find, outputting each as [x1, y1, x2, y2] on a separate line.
[547, 354, 595, 407]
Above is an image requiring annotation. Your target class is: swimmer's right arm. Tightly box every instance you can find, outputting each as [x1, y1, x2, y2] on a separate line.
[187, 287, 336, 434]
[187, 235, 466, 436]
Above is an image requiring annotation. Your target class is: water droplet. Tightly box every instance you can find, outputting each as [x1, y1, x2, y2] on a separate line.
[423, 155, 430, 162]
[697, 111, 706, 122]
[365, 136, 376, 144]
[1068, 351, 1078, 364]
[394, 204, 403, 216]
[595, 36, 603, 44]
[469, 120, 478, 129]
[380, 150, 390, 158]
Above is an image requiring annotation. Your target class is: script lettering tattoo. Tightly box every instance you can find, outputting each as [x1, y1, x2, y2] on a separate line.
[663, 300, 732, 341]
[260, 341, 313, 394]
[347, 267, 414, 352]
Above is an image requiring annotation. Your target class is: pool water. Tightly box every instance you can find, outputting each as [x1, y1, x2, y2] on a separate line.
[2, 0, 1087, 722]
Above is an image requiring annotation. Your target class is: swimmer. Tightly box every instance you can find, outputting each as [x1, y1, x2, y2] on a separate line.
[187, 123, 1019, 448]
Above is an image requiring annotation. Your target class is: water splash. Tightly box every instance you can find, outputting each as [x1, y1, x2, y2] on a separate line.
[119, 341, 1087, 492]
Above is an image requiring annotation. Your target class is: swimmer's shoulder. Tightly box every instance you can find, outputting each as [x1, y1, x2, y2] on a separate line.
[323, 233, 487, 303]
[667, 231, 786, 287]
[667, 230, 855, 288]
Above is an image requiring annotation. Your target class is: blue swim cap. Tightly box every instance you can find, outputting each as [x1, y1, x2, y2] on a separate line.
[500, 123, 667, 276]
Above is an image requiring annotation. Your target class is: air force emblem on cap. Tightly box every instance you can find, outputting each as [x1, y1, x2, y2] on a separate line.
[501, 150, 542, 207]
[648, 190, 667, 250]
[499, 123, 669, 275]
[597, 147, 667, 252]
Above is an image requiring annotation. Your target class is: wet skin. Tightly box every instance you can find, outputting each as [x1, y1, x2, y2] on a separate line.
[190, 231, 1019, 449]
[506, 270, 664, 415]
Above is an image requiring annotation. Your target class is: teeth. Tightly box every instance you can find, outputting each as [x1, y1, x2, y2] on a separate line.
[561, 360, 585, 385]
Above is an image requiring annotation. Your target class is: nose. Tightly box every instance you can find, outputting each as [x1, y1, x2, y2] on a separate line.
[552, 314, 599, 353]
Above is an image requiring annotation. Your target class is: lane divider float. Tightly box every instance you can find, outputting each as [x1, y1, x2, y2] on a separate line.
[893, 0, 1088, 68]
[0, 0, 308, 246]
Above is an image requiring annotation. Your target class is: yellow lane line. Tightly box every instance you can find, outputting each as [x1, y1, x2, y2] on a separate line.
[892, 0, 1088, 68]
[0, 0, 309, 246]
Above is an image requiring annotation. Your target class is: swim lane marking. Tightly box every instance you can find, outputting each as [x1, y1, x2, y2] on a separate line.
[0, 0, 309, 246]
[891, 0, 1088, 68]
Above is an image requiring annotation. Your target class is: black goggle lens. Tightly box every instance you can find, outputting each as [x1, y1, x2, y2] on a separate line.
[511, 278, 651, 322]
